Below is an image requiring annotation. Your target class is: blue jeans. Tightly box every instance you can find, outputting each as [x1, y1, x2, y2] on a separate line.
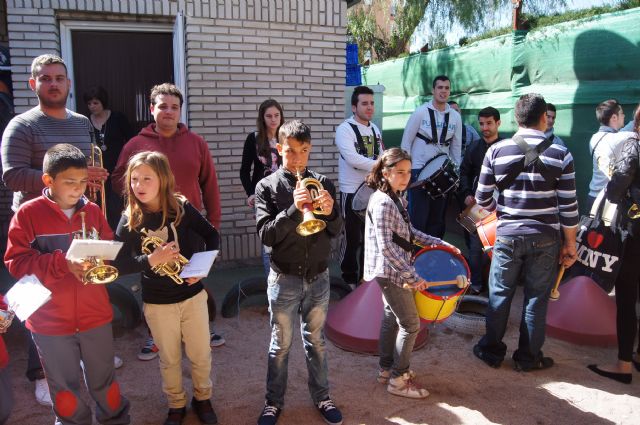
[468, 232, 487, 292]
[265, 268, 331, 408]
[407, 169, 447, 238]
[478, 233, 560, 368]
[377, 278, 421, 377]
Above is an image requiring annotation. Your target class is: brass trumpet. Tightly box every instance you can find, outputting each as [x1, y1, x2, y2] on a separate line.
[74, 212, 119, 284]
[0, 308, 15, 333]
[628, 203, 640, 219]
[295, 168, 330, 236]
[140, 231, 189, 284]
[89, 143, 107, 217]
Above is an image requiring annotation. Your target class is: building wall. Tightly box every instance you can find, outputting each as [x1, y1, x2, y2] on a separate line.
[3, 0, 347, 263]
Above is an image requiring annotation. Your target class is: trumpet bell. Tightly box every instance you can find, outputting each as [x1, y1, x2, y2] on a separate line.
[84, 263, 119, 285]
[296, 214, 327, 236]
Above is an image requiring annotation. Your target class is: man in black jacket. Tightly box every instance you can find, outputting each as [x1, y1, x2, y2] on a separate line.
[458, 107, 502, 293]
[254, 120, 343, 425]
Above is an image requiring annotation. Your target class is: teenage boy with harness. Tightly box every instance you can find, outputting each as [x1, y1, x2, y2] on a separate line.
[335, 85, 384, 286]
[400, 75, 462, 238]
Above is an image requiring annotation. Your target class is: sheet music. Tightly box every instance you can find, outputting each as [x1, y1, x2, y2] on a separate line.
[65, 239, 123, 261]
[179, 250, 219, 279]
[5, 275, 52, 321]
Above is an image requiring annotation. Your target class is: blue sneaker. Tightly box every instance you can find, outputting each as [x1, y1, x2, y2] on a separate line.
[316, 398, 342, 425]
[257, 401, 281, 425]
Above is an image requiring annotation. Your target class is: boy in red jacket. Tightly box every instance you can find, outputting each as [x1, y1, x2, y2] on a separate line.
[1, 295, 13, 425]
[4, 144, 130, 425]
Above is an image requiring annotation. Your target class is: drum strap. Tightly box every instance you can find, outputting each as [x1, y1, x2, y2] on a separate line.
[416, 109, 450, 147]
[367, 190, 415, 252]
[496, 135, 553, 192]
[348, 123, 381, 159]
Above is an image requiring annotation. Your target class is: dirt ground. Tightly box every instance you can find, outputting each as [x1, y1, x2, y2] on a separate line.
[3, 286, 640, 425]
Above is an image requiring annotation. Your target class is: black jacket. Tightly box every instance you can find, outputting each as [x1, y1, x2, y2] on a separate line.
[239, 132, 281, 197]
[114, 200, 220, 304]
[607, 135, 640, 237]
[255, 167, 342, 279]
[458, 136, 504, 199]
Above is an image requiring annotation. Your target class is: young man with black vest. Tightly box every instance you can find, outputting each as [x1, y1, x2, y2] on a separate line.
[400, 75, 462, 238]
[335, 85, 384, 286]
[458, 107, 503, 293]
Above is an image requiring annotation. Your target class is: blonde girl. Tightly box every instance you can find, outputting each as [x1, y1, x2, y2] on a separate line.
[114, 151, 219, 425]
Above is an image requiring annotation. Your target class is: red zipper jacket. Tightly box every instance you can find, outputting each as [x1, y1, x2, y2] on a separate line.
[4, 190, 113, 336]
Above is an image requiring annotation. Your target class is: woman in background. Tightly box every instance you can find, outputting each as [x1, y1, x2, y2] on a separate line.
[84, 86, 134, 230]
[240, 99, 284, 274]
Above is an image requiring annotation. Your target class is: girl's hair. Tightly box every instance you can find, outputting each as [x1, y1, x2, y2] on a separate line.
[256, 99, 284, 158]
[366, 147, 412, 193]
[633, 103, 640, 135]
[124, 151, 185, 231]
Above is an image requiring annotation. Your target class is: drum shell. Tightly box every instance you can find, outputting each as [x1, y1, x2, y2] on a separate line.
[415, 154, 459, 200]
[412, 245, 469, 323]
[476, 211, 497, 259]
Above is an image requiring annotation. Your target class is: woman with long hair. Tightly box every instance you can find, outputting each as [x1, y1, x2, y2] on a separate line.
[240, 99, 284, 274]
[363, 147, 460, 398]
[590, 104, 640, 384]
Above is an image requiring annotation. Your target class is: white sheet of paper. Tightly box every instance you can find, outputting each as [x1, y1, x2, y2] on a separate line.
[5, 275, 52, 321]
[179, 250, 219, 279]
[65, 239, 123, 261]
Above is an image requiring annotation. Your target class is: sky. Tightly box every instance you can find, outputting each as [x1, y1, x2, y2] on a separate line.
[410, 0, 623, 50]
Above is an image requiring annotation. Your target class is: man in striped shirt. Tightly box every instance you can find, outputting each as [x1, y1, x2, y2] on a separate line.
[1, 54, 107, 211]
[472, 93, 579, 372]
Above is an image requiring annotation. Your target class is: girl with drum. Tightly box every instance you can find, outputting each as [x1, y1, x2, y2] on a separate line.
[363, 147, 459, 398]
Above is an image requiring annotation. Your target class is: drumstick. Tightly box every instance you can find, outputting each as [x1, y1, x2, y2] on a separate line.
[403, 275, 469, 290]
[549, 265, 566, 301]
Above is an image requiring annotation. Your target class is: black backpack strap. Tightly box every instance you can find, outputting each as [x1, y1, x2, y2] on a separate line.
[366, 191, 415, 252]
[348, 122, 380, 160]
[424, 108, 450, 147]
[496, 135, 553, 192]
[590, 132, 608, 158]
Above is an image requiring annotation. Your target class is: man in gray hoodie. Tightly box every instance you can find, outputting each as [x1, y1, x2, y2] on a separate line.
[400, 75, 462, 238]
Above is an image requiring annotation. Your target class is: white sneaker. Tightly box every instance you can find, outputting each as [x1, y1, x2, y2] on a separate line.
[35, 378, 53, 406]
[114, 355, 123, 369]
[378, 369, 415, 384]
[387, 372, 429, 399]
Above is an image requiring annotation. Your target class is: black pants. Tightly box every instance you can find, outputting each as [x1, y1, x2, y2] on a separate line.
[26, 335, 44, 381]
[614, 235, 640, 362]
[340, 192, 364, 284]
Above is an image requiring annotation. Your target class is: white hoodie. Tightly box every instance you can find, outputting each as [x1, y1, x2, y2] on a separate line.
[400, 100, 462, 169]
[335, 116, 383, 193]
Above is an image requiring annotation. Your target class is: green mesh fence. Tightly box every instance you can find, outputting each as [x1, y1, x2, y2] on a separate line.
[362, 8, 640, 208]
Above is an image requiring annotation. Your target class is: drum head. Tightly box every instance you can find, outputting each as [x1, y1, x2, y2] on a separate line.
[352, 184, 374, 212]
[414, 246, 469, 296]
[417, 154, 448, 182]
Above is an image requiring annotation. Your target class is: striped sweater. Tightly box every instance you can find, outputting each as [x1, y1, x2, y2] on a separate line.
[1, 107, 93, 212]
[475, 128, 579, 236]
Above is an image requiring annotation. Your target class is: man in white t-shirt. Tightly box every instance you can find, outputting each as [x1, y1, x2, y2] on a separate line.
[335, 86, 384, 286]
[587, 99, 633, 209]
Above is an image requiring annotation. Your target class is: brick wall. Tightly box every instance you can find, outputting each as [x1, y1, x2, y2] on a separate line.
[3, 0, 347, 263]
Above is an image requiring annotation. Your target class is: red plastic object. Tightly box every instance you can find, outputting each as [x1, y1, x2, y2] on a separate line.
[325, 280, 428, 355]
[546, 276, 617, 347]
